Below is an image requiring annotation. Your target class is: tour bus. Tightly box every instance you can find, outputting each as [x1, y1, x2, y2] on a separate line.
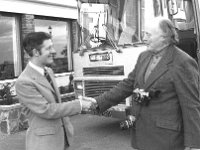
[73, 0, 200, 118]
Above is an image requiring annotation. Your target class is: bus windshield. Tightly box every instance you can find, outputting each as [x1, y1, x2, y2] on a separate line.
[141, 0, 169, 40]
[173, 0, 195, 30]
[79, 0, 139, 50]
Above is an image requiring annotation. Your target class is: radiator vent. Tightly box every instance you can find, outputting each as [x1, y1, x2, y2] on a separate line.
[84, 80, 120, 97]
[83, 66, 124, 76]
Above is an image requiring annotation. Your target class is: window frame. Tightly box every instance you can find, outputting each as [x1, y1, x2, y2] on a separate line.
[0, 12, 22, 80]
[34, 15, 74, 72]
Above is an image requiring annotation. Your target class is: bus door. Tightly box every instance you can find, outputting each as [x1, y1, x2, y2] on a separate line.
[167, 0, 200, 62]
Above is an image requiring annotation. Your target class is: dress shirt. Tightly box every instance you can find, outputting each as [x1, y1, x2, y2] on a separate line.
[29, 61, 45, 75]
[144, 48, 166, 82]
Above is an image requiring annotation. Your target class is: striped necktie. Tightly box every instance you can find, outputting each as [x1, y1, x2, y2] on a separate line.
[44, 69, 56, 92]
[44, 68, 59, 103]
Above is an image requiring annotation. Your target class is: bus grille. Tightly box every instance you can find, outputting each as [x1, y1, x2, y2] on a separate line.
[84, 80, 120, 97]
[83, 66, 124, 76]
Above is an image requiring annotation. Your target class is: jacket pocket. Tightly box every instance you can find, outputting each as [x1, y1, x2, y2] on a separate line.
[35, 127, 57, 136]
[156, 119, 181, 131]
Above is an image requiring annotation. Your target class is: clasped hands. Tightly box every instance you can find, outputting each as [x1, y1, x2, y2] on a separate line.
[78, 96, 98, 111]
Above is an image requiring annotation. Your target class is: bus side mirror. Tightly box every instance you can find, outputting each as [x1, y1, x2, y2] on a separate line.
[168, 0, 178, 15]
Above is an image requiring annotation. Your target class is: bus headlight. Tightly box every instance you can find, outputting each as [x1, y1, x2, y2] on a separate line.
[74, 81, 83, 90]
[74, 81, 83, 98]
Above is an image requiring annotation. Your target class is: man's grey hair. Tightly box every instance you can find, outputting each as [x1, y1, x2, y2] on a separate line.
[158, 17, 179, 44]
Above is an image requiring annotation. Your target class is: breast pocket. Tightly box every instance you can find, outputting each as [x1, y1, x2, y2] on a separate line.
[156, 119, 181, 132]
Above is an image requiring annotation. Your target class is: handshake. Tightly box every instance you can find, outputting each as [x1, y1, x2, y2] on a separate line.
[78, 96, 98, 112]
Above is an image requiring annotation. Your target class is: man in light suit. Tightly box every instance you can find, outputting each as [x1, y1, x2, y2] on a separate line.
[15, 32, 92, 150]
[82, 18, 200, 150]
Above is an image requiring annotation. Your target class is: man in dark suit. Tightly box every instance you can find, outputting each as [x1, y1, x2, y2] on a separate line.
[82, 18, 200, 150]
[15, 32, 92, 150]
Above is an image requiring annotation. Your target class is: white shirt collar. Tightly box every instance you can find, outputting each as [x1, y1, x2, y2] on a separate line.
[29, 61, 45, 76]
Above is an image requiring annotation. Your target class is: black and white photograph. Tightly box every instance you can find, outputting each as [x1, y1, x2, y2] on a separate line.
[0, 0, 200, 150]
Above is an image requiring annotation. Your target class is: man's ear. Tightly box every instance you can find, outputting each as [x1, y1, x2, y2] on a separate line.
[161, 36, 169, 44]
[32, 49, 39, 57]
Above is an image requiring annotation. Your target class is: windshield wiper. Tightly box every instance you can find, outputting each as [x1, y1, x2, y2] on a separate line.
[102, 24, 121, 53]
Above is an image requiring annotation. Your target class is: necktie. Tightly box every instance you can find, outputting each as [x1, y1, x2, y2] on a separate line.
[44, 69, 59, 103]
[44, 68, 55, 91]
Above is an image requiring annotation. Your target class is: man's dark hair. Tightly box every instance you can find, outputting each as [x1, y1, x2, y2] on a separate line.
[23, 32, 51, 57]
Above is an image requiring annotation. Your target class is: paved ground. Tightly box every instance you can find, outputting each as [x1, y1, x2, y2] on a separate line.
[0, 114, 134, 150]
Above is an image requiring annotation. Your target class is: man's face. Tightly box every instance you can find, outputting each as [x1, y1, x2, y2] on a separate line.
[143, 26, 165, 52]
[37, 39, 56, 67]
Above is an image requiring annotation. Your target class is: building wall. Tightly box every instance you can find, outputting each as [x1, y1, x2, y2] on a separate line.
[0, 0, 78, 19]
[0, 0, 78, 94]
[21, 15, 35, 38]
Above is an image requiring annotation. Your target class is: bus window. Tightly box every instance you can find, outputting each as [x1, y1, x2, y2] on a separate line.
[171, 0, 197, 60]
[117, 0, 139, 45]
[80, 3, 107, 49]
[79, 0, 140, 50]
[173, 0, 194, 30]
[141, 0, 168, 41]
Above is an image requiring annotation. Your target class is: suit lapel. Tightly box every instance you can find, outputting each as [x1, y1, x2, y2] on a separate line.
[132, 53, 153, 118]
[141, 53, 152, 87]
[144, 45, 174, 89]
[25, 64, 56, 94]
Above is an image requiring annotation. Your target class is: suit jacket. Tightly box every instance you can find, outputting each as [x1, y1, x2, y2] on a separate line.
[95, 45, 200, 150]
[15, 64, 81, 150]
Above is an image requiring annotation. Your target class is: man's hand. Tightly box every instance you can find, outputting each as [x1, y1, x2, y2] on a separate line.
[79, 96, 97, 111]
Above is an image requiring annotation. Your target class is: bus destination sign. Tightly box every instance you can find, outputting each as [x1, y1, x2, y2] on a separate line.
[89, 52, 112, 62]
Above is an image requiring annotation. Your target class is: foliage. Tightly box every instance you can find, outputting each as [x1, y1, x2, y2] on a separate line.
[0, 83, 18, 105]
